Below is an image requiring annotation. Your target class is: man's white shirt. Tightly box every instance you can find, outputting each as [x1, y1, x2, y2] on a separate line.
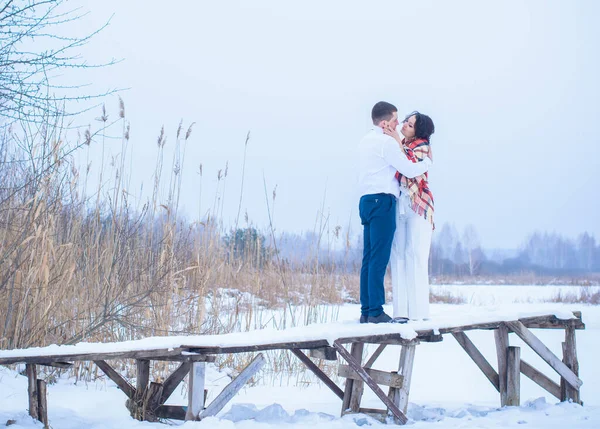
[357, 127, 432, 198]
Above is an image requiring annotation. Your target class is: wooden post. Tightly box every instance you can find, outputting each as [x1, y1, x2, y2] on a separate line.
[561, 326, 581, 404]
[26, 364, 39, 420]
[129, 359, 150, 420]
[494, 324, 509, 406]
[506, 346, 520, 406]
[185, 362, 206, 421]
[395, 344, 416, 416]
[37, 379, 49, 428]
[142, 382, 164, 422]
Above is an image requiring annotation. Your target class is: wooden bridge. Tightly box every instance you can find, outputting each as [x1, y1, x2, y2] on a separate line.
[0, 310, 585, 427]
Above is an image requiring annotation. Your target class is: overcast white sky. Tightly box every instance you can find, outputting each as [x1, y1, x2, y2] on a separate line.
[63, 0, 599, 249]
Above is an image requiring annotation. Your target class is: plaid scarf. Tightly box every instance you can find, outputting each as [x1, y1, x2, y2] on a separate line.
[395, 138, 435, 229]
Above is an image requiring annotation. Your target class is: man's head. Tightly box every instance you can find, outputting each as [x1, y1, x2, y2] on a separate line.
[371, 101, 398, 129]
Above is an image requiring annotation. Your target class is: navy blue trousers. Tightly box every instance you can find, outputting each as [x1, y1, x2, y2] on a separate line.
[359, 193, 396, 317]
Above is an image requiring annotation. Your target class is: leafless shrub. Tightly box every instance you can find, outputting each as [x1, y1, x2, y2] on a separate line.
[546, 286, 600, 305]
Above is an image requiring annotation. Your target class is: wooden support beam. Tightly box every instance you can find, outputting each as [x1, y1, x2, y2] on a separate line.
[39, 362, 72, 369]
[37, 379, 49, 428]
[199, 353, 266, 420]
[333, 340, 408, 425]
[308, 347, 337, 361]
[506, 346, 520, 406]
[160, 362, 192, 405]
[364, 344, 387, 369]
[506, 321, 582, 390]
[26, 364, 39, 421]
[185, 362, 206, 421]
[155, 405, 186, 420]
[0, 348, 191, 365]
[338, 364, 404, 388]
[561, 326, 581, 404]
[494, 324, 509, 406]
[452, 332, 500, 392]
[94, 360, 136, 399]
[290, 349, 344, 400]
[520, 359, 561, 400]
[358, 407, 388, 423]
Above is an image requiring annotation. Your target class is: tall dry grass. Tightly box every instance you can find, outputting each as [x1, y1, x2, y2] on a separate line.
[0, 102, 358, 384]
[0, 102, 473, 388]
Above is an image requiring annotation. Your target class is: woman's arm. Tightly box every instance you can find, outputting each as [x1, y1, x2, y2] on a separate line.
[383, 125, 406, 154]
[382, 139, 431, 178]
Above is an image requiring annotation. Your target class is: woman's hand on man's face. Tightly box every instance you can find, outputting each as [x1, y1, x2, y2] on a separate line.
[383, 123, 401, 141]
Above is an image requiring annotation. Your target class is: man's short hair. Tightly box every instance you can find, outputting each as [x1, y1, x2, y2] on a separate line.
[371, 101, 397, 125]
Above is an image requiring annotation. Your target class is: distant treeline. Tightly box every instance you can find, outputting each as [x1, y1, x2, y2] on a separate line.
[234, 224, 600, 278]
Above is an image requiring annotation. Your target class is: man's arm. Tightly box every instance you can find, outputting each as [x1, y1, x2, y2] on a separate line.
[382, 140, 432, 178]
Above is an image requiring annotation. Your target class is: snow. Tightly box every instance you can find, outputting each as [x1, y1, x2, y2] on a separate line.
[0, 307, 577, 361]
[1, 285, 599, 428]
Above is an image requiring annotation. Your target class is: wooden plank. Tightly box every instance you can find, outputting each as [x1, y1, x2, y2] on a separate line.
[358, 407, 387, 415]
[185, 362, 206, 421]
[0, 312, 584, 366]
[155, 405, 187, 420]
[338, 364, 404, 388]
[520, 359, 561, 400]
[506, 321, 582, 390]
[308, 347, 337, 361]
[333, 340, 408, 425]
[0, 347, 193, 365]
[413, 313, 585, 339]
[395, 345, 416, 416]
[186, 340, 331, 355]
[199, 353, 266, 420]
[160, 362, 191, 404]
[364, 344, 387, 369]
[506, 346, 520, 406]
[562, 327, 581, 404]
[452, 332, 499, 391]
[26, 364, 38, 420]
[494, 325, 509, 406]
[290, 349, 344, 400]
[39, 362, 73, 369]
[94, 360, 136, 399]
[348, 343, 365, 413]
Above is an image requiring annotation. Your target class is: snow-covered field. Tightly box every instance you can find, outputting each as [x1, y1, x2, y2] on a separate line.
[1, 285, 599, 428]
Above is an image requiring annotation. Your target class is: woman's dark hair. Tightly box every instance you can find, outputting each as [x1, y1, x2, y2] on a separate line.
[372, 101, 397, 125]
[405, 111, 435, 142]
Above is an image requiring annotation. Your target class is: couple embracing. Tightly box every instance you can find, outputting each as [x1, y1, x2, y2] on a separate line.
[358, 101, 435, 324]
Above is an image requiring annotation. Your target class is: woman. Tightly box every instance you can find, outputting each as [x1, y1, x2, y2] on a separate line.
[384, 111, 435, 321]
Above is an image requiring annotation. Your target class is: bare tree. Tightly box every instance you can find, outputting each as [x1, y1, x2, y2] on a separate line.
[463, 224, 484, 275]
[0, 0, 116, 125]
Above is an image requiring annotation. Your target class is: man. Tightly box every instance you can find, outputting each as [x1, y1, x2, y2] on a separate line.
[358, 102, 432, 323]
